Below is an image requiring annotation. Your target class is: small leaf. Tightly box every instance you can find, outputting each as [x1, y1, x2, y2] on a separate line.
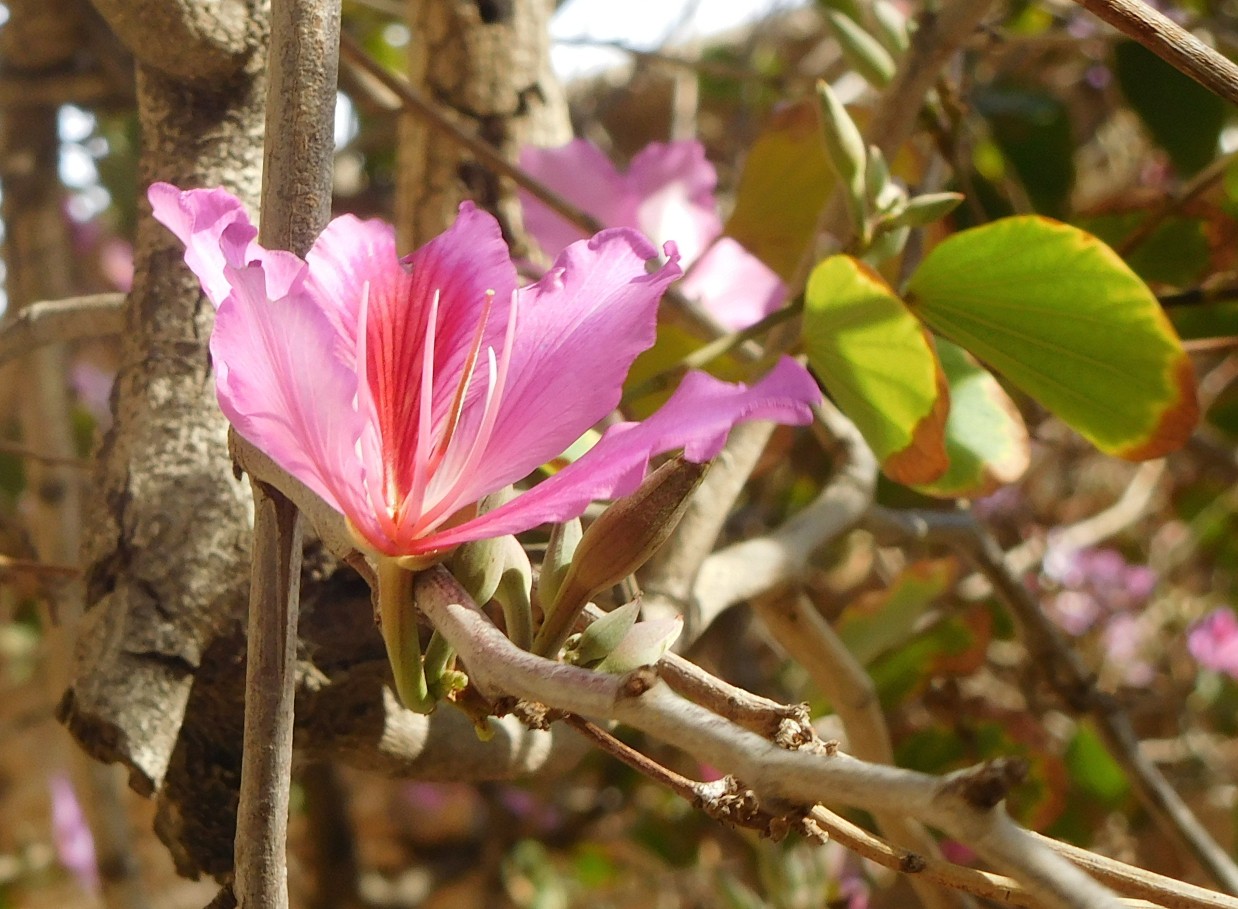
[803, 255, 949, 484]
[568, 602, 640, 666]
[595, 616, 683, 673]
[906, 217, 1198, 460]
[913, 338, 1029, 498]
[881, 192, 965, 232]
[724, 100, 836, 281]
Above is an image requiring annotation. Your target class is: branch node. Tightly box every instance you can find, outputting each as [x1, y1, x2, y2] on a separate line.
[512, 699, 553, 730]
[945, 758, 1029, 811]
[618, 666, 660, 699]
[899, 851, 929, 874]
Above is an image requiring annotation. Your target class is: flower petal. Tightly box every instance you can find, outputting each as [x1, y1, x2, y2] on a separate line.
[303, 213, 402, 359]
[423, 229, 682, 515]
[519, 140, 632, 256]
[208, 224, 371, 530]
[680, 237, 787, 330]
[419, 357, 820, 551]
[627, 141, 722, 265]
[358, 202, 519, 501]
[148, 183, 257, 308]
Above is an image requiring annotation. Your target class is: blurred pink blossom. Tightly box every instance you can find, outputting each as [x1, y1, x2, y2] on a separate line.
[520, 139, 786, 330]
[70, 360, 115, 429]
[1188, 609, 1238, 678]
[49, 772, 99, 895]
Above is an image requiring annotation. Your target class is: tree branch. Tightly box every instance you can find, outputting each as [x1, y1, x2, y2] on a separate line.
[414, 565, 1124, 909]
[0, 293, 124, 369]
[1071, 0, 1238, 106]
[690, 401, 878, 640]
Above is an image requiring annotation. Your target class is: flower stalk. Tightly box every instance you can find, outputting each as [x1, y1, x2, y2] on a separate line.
[376, 557, 433, 713]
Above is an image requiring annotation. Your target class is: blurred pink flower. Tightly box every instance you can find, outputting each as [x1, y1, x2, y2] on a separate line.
[70, 360, 115, 429]
[1188, 609, 1238, 678]
[520, 139, 785, 330]
[1102, 613, 1155, 687]
[49, 773, 99, 895]
[1041, 544, 1158, 638]
[150, 184, 820, 559]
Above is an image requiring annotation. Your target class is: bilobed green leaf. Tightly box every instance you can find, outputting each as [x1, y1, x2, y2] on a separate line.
[803, 255, 949, 484]
[906, 217, 1198, 460]
[913, 338, 1030, 498]
[724, 99, 835, 281]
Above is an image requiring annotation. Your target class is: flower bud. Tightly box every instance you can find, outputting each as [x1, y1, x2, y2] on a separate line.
[595, 616, 683, 674]
[494, 535, 534, 650]
[446, 536, 507, 607]
[872, 0, 910, 54]
[533, 456, 707, 656]
[540, 517, 583, 608]
[817, 81, 869, 238]
[826, 10, 897, 87]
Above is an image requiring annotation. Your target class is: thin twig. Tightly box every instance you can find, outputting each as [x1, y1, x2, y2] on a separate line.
[233, 0, 339, 906]
[338, 31, 603, 237]
[563, 714, 702, 798]
[234, 480, 303, 909]
[0, 293, 124, 368]
[0, 440, 90, 469]
[999, 460, 1165, 582]
[0, 553, 80, 578]
[1071, 0, 1238, 107]
[867, 508, 1238, 894]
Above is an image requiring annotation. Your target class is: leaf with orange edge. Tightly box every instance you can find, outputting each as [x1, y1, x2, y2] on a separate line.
[724, 99, 835, 281]
[913, 338, 1030, 499]
[803, 255, 949, 484]
[906, 217, 1198, 460]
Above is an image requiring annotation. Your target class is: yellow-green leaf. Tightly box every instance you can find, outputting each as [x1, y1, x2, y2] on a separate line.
[803, 255, 949, 484]
[906, 217, 1197, 460]
[914, 338, 1030, 498]
[724, 99, 835, 281]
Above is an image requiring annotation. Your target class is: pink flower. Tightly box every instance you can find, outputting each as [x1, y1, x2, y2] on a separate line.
[149, 184, 819, 560]
[1189, 608, 1238, 678]
[49, 773, 99, 895]
[519, 139, 785, 330]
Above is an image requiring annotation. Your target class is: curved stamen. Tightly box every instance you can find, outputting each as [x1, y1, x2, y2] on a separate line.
[394, 289, 440, 539]
[415, 288, 519, 534]
[356, 280, 399, 542]
[425, 289, 495, 478]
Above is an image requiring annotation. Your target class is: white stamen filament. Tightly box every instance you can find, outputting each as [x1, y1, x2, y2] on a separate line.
[395, 289, 440, 528]
[357, 280, 400, 540]
[413, 288, 519, 534]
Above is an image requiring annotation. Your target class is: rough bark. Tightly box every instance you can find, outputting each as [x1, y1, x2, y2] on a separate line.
[58, 2, 269, 798]
[397, 0, 570, 250]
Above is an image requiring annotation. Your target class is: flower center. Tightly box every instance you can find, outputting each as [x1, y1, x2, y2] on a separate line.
[391, 286, 519, 544]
